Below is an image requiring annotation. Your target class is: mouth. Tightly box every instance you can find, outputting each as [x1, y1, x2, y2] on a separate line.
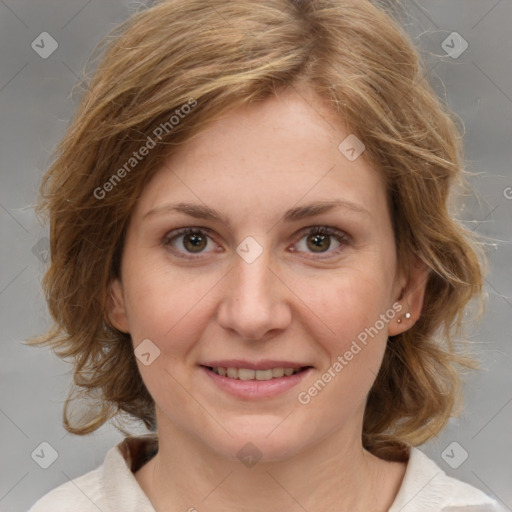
[202, 365, 312, 381]
[199, 360, 314, 398]
[200, 364, 313, 399]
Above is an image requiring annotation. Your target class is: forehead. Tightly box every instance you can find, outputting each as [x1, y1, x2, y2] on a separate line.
[133, 88, 388, 224]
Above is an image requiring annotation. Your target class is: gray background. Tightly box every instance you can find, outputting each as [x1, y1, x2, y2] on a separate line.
[1, 1, 511, 511]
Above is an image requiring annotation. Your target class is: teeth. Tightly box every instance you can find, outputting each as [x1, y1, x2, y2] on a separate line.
[210, 366, 303, 380]
[256, 369, 273, 380]
[272, 368, 285, 378]
[238, 368, 255, 380]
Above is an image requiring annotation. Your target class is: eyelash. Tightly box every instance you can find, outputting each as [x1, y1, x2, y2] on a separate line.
[162, 225, 351, 260]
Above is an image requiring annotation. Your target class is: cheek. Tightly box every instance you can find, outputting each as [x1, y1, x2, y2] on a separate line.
[298, 267, 393, 348]
[295, 277, 391, 418]
[292, 264, 394, 407]
[121, 261, 216, 401]
[122, 259, 217, 352]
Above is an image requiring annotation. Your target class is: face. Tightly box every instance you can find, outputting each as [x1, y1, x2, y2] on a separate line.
[108, 87, 425, 462]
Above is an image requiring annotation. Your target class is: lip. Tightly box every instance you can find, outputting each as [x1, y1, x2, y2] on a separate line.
[200, 359, 310, 370]
[200, 365, 313, 399]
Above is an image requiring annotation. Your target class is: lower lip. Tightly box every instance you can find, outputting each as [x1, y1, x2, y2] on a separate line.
[200, 366, 312, 399]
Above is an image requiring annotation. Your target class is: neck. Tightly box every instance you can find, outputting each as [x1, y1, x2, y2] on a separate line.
[135, 419, 406, 512]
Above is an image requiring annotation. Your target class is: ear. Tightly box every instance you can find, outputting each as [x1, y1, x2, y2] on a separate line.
[106, 278, 130, 333]
[388, 257, 429, 336]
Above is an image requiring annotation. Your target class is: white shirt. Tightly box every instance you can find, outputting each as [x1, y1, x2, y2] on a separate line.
[29, 436, 505, 511]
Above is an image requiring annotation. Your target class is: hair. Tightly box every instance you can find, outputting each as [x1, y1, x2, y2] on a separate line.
[31, 0, 486, 461]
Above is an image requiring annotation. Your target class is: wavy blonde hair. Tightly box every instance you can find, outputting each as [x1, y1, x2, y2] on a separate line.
[32, 0, 485, 460]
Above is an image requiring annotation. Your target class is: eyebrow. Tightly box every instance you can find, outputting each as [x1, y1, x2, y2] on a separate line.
[143, 199, 370, 226]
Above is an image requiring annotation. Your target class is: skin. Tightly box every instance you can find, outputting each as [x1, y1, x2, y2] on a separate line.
[108, 86, 427, 512]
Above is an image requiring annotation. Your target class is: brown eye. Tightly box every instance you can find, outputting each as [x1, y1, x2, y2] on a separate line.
[163, 227, 218, 258]
[183, 232, 207, 252]
[292, 226, 350, 257]
[306, 232, 331, 253]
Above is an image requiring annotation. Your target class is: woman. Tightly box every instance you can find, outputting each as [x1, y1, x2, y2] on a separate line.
[29, 0, 504, 510]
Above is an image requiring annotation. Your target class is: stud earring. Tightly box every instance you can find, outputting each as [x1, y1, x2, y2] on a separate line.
[397, 312, 411, 324]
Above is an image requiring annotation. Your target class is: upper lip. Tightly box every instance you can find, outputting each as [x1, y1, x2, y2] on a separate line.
[200, 360, 312, 370]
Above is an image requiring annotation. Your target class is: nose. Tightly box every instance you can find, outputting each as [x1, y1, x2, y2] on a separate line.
[216, 247, 292, 341]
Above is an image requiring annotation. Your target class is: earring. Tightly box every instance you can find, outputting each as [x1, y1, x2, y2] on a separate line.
[397, 312, 411, 324]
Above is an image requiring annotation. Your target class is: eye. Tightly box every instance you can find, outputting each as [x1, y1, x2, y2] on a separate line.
[291, 226, 350, 257]
[162, 227, 219, 258]
[162, 225, 351, 260]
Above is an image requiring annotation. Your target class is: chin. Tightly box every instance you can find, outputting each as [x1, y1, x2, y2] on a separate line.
[200, 416, 312, 464]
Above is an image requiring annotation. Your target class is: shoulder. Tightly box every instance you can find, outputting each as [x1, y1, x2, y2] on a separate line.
[389, 447, 506, 512]
[28, 436, 157, 512]
[28, 464, 106, 512]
